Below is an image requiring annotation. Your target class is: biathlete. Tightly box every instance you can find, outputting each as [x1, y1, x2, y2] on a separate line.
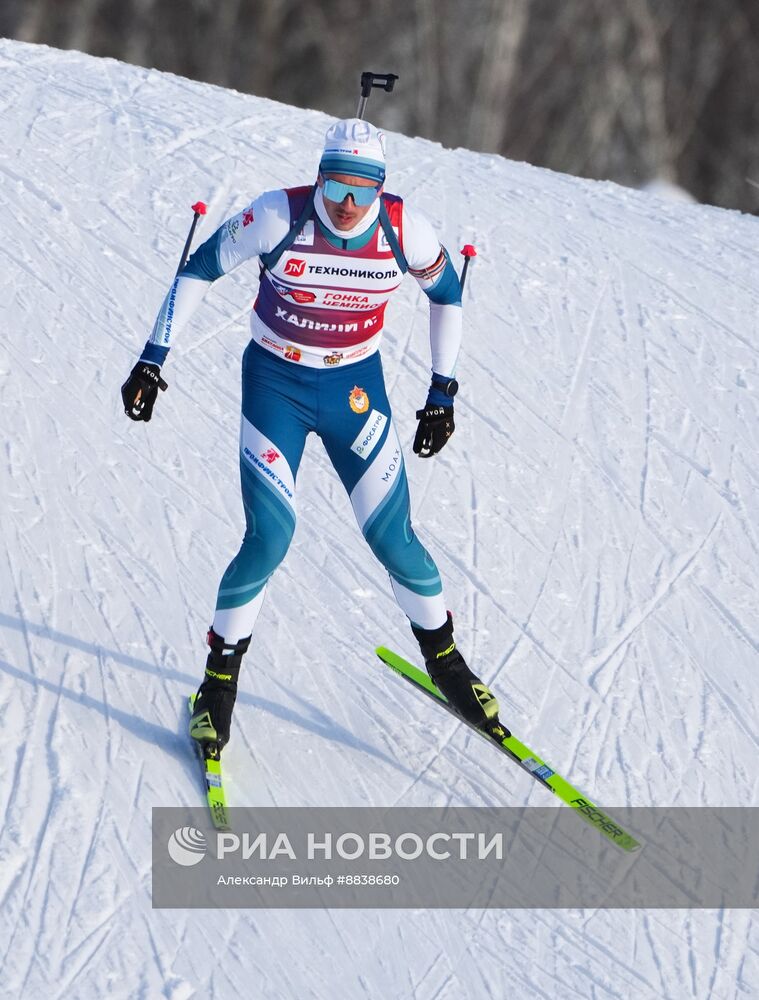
[121, 118, 504, 752]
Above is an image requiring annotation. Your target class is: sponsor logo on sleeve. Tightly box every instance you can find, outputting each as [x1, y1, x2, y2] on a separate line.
[261, 448, 281, 465]
[243, 209, 255, 227]
[350, 410, 387, 460]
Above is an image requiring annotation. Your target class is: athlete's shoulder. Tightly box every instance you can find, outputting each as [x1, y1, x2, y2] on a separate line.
[381, 190, 404, 206]
[397, 199, 434, 230]
[246, 188, 291, 223]
[395, 201, 440, 269]
[282, 184, 314, 199]
[213, 189, 292, 272]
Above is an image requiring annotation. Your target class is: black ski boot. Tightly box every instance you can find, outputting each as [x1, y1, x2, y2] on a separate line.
[411, 613, 506, 735]
[189, 629, 251, 751]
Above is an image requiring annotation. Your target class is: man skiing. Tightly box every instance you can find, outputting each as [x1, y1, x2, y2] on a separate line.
[121, 118, 503, 753]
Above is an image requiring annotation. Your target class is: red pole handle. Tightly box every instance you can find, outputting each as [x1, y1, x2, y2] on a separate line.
[459, 244, 477, 294]
[176, 201, 208, 277]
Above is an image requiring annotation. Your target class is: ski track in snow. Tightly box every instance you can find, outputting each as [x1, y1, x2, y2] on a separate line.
[1, 39, 759, 1000]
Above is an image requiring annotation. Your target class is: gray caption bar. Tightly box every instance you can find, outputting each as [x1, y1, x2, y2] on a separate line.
[152, 807, 759, 909]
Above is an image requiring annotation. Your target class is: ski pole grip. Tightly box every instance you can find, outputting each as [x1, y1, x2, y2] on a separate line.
[460, 244, 477, 295]
[360, 71, 399, 96]
[357, 72, 399, 118]
[176, 201, 208, 277]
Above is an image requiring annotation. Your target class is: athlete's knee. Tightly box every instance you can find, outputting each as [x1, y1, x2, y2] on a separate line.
[239, 512, 295, 572]
[364, 520, 439, 586]
[218, 514, 294, 607]
[365, 526, 409, 572]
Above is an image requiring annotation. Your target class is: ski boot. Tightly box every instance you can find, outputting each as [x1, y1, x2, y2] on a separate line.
[411, 613, 509, 737]
[189, 629, 251, 755]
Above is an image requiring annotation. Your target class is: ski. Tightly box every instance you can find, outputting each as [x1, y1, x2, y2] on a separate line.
[188, 694, 230, 830]
[375, 647, 641, 853]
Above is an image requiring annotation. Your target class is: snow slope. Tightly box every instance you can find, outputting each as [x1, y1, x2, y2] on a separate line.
[1, 39, 758, 1000]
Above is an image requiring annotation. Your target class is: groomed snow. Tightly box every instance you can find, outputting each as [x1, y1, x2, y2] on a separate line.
[1, 39, 758, 1000]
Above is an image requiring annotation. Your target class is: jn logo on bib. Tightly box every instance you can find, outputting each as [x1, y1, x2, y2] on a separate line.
[284, 257, 307, 277]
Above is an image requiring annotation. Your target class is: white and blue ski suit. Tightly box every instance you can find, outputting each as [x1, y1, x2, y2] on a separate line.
[141, 183, 463, 643]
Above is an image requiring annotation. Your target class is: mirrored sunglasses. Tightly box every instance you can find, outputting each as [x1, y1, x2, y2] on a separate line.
[321, 177, 382, 207]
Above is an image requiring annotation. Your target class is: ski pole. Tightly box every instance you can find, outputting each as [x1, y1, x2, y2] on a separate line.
[356, 71, 399, 119]
[459, 244, 477, 295]
[154, 201, 208, 393]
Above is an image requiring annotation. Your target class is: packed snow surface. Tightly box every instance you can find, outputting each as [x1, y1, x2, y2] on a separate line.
[1, 39, 758, 1000]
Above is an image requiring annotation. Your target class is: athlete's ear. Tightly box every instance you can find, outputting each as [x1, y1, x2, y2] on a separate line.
[316, 173, 324, 188]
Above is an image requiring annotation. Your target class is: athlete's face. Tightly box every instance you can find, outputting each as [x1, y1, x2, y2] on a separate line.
[318, 172, 381, 231]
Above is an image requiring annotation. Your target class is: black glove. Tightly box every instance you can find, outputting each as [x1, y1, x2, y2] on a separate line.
[413, 404, 455, 458]
[121, 362, 167, 422]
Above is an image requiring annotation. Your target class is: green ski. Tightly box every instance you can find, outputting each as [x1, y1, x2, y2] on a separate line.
[188, 694, 230, 831]
[375, 647, 641, 853]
